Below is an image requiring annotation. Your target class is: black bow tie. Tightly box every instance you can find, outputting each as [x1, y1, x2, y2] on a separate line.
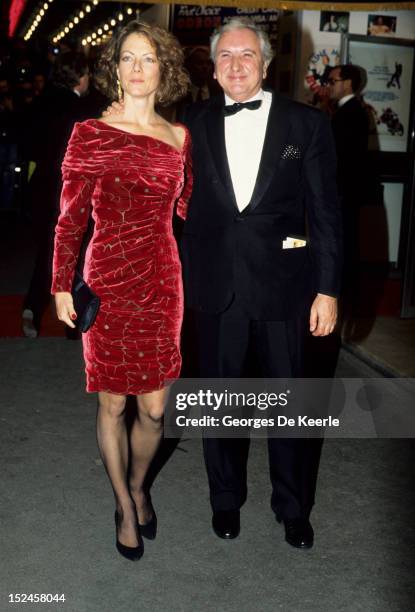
[224, 100, 262, 116]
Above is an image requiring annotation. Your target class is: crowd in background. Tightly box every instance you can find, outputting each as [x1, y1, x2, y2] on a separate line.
[0, 38, 109, 213]
[0, 38, 219, 214]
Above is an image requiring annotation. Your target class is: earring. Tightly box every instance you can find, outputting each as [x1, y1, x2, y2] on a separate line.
[117, 79, 123, 100]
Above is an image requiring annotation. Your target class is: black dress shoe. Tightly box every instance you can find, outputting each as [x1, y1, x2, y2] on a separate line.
[283, 518, 314, 549]
[115, 511, 144, 561]
[212, 510, 240, 539]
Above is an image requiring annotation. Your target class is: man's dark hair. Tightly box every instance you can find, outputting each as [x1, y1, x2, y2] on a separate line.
[337, 64, 362, 93]
[52, 51, 88, 89]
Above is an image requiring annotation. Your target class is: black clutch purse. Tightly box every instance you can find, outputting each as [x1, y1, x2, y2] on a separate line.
[71, 271, 100, 333]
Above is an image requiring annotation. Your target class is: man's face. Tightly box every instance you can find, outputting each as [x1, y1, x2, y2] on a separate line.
[33, 74, 45, 94]
[328, 67, 350, 101]
[213, 28, 266, 102]
[187, 48, 212, 86]
[78, 72, 90, 96]
[0, 79, 9, 94]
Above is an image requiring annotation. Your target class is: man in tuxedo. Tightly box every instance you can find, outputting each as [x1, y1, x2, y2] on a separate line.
[181, 18, 342, 549]
[328, 64, 369, 284]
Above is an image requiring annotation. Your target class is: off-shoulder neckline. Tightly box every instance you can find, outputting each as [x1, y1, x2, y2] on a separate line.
[88, 119, 188, 154]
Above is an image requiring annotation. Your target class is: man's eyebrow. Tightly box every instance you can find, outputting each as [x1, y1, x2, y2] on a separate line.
[217, 47, 257, 54]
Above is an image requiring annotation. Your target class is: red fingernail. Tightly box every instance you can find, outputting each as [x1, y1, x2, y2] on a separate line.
[71, 314, 77, 320]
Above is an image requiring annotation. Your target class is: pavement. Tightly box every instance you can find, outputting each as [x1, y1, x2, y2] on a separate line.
[1, 339, 415, 612]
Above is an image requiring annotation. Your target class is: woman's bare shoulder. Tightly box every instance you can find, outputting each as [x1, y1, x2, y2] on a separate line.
[171, 122, 188, 149]
[96, 115, 124, 126]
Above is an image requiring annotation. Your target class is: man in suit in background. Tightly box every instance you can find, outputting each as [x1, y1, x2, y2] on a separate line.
[174, 46, 221, 122]
[22, 52, 90, 338]
[328, 64, 369, 286]
[182, 18, 343, 549]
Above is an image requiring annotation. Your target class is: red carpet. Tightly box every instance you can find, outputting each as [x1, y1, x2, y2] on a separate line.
[0, 296, 64, 337]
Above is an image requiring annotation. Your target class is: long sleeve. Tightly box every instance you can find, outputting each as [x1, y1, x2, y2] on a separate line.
[176, 130, 193, 221]
[51, 122, 97, 293]
[303, 111, 343, 297]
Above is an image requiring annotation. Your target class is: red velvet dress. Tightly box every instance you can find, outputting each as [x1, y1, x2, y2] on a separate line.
[51, 119, 192, 395]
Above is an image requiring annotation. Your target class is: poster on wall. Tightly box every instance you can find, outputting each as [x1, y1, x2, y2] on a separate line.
[346, 36, 414, 152]
[171, 5, 280, 47]
[304, 45, 340, 107]
[367, 15, 397, 37]
[320, 11, 349, 34]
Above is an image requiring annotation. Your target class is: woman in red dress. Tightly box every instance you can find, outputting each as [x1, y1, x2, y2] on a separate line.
[52, 22, 191, 560]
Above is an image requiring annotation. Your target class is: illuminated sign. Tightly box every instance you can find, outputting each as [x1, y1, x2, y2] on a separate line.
[9, 0, 27, 37]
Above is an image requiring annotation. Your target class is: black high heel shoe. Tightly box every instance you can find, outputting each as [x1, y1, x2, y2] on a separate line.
[114, 511, 144, 561]
[139, 509, 157, 540]
[138, 497, 157, 540]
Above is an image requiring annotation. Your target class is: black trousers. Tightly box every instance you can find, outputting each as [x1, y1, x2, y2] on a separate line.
[193, 299, 322, 519]
[23, 219, 55, 330]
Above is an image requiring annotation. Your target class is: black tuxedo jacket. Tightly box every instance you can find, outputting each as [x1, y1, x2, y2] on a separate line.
[181, 92, 343, 320]
[331, 96, 369, 201]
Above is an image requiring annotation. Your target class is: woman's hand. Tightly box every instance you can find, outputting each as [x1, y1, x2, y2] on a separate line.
[102, 100, 125, 117]
[55, 292, 77, 328]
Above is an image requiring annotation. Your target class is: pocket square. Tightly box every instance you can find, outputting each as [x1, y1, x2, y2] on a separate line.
[281, 144, 301, 160]
[282, 236, 307, 249]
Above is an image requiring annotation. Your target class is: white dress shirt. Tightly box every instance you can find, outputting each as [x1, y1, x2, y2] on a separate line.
[224, 88, 272, 212]
[338, 93, 355, 108]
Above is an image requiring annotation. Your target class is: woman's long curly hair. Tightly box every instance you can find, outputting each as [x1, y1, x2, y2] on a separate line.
[95, 21, 189, 106]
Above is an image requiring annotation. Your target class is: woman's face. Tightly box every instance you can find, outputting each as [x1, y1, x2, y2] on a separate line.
[117, 33, 160, 100]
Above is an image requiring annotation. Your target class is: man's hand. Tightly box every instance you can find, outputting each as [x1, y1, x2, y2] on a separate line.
[309, 293, 337, 337]
[102, 99, 125, 117]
